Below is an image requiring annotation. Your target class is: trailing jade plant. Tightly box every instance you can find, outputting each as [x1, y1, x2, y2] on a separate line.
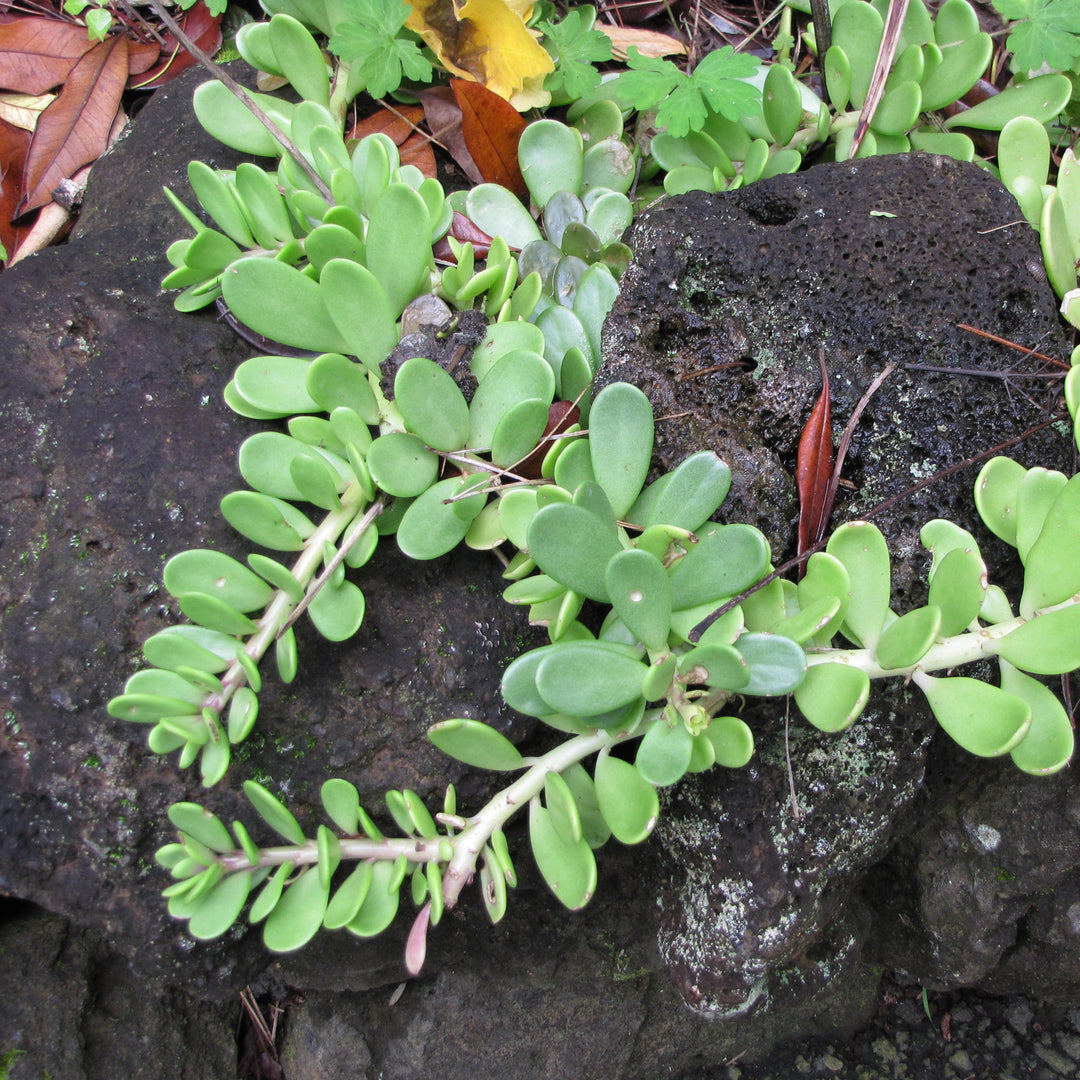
[107, 0, 1080, 971]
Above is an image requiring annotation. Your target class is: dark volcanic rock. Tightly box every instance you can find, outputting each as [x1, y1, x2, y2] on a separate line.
[601, 155, 1076, 1017]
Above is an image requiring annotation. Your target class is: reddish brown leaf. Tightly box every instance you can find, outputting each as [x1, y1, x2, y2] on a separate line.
[0, 115, 33, 265]
[128, 2, 221, 89]
[0, 17, 94, 94]
[795, 352, 835, 566]
[433, 211, 494, 262]
[19, 33, 128, 214]
[450, 78, 527, 201]
[126, 39, 161, 78]
[418, 86, 483, 186]
[346, 104, 436, 178]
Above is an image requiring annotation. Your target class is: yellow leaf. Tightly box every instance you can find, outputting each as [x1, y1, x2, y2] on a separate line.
[0, 91, 56, 132]
[406, 0, 554, 110]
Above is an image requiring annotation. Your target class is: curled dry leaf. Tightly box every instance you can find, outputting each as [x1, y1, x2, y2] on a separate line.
[419, 86, 484, 185]
[19, 34, 128, 214]
[796, 353, 835, 565]
[0, 91, 55, 132]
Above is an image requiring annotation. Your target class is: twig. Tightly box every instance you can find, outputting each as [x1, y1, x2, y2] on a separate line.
[955, 323, 1069, 369]
[784, 697, 801, 820]
[278, 498, 385, 637]
[145, 0, 334, 202]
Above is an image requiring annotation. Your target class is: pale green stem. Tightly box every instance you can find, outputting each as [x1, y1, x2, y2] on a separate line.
[805, 593, 1080, 680]
[203, 481, 369, 715]
[218, 726, 639, 909]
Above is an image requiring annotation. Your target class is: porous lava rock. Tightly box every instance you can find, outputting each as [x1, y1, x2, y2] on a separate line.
[599, 155, 1076, 1017]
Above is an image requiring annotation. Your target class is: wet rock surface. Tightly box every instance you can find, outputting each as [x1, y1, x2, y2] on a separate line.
[0, 69, 1078, 1080]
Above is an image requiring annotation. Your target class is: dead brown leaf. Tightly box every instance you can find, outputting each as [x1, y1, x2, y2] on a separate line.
[347, 104, 436, 177]
[0, 90, 55, 131]
[129, 1, 221, 90]
[418, 86, 484, 186]
[19, 33, 128, 214]
[451, 78, 526, 199]
[597, 24, 686, 60]
[0, 115, 32, 262]
[0, 18, 94, 94]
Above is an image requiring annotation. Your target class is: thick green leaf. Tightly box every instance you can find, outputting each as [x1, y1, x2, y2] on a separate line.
[534, 642, 646, 716]
[605, 548, 672, 652]
[188, 871, 253, 940]
[222, 258, 350, 354]
[518, 120, 584, 207]
[501, 645, 558, 717]
[1001, 662, 1075, 775]
[220, 491, 314, 552]
[928, 546, 986, 637]
[264, 868, 329, 951]
[679, 643, 749, 690]
[992, 606, 1080, 674]
[528, 799, 597, 910]
[192, 81, 296, 157]
[826, 521, 891, 649]
[588, 383, 654, 518]
[545, 770, 583, 846]
[1019, 474, 1080, 617]
[561, 762, 611, 848]
[365, 432, 440, 497]
[594, 754, 658, 844]
[736, 632, 807, 695]
[307, 579, 365, 641]
[346, 859, 401, 938]
[704, 715, 754, 768]
[238, 433, 350, 502]
[177, 593, 258, 636]
[528, 494, 621, 602]
[630, 451, 731, 532]
[874, 605, 942, 670]
[306, 352, 380, 422]
[164, 550, 273, 613]
[234, 355, 319, 416]
[396, 475, 488, 559]
[323, 861, 373, 929]
[915, 673, 1031, 757]
[428, 719, 525, 771]
[227, 687, 259, 743]
[248, 860, 293, 924]
[465, 184, 543, 247]
[320, 778, 361, 834]
[491, 398, 549, 468]
[920, 33, 992, 111]
[635, 717, 693, 785]
[143, 625, 241, 673]
[976, 453, 1023, 544]
[944, 74, 1072, 131]
[469, 350, 555, 448]
[794, 662, 870, 732]
[243, 780, 307, 844]
[394, 357, 470, 452]
[668, 524, 771, 610]
[319, 259, 400, 373]
[168, 802, 234, 853]
[366, 184, 433, 317]
[289, 449, 343, 510]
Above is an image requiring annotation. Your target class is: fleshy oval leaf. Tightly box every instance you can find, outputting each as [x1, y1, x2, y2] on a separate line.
[794, 662, 871, 733]
[594, 754, 659, 844]
[428, 719, 525, 771]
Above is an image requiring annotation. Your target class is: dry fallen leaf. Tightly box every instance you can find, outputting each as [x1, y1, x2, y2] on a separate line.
[406, 0, 554, 109]
[596, 25, 687, 60]
[347, 104, 436, 177]
[19, 34, 129, 214]
[0, 18, 93, 95]
[451, 78, 526, 198]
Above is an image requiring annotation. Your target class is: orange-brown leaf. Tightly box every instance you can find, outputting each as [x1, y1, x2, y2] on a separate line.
[126, 39, 162, 79]
[0, 18, 94, 94]
[796, 357, 835, 565]
[19, 34, 128, 214]
[451, 78, 526, 201]
[347, 104, 436, 178]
